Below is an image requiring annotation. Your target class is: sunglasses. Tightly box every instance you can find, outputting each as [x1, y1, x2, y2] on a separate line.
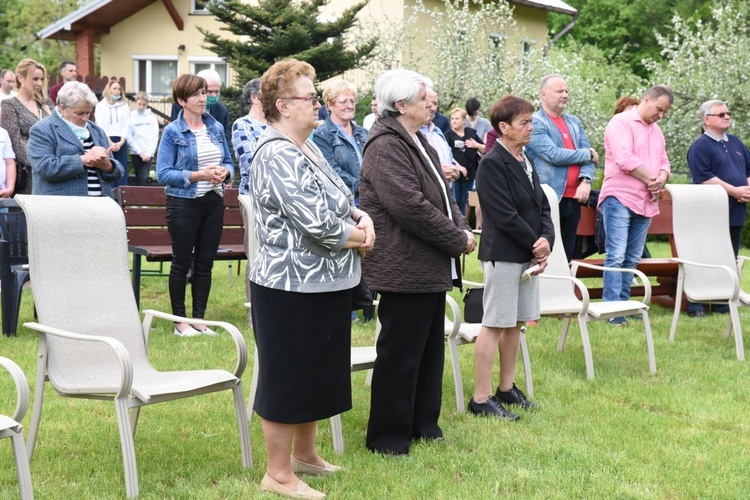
[707, 112, 731, 118]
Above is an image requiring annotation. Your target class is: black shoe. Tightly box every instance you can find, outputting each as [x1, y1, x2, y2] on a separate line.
[496, 383, 538, 409]
[468, 396, 519, 420]
[687, 310, 706, 318]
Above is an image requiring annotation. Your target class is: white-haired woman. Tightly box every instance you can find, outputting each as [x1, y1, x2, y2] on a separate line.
[27, 80, 124, 196]
[359, 69, 475, 456]
[313, 79, 368, 205]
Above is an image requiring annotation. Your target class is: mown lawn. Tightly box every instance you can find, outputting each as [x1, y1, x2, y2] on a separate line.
[1, 241, 749, 498]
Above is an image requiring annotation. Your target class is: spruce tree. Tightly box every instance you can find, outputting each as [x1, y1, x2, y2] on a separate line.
[200, 0, 377, 84]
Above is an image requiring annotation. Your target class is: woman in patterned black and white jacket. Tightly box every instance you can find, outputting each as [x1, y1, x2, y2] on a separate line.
[248, 59, 375, 499]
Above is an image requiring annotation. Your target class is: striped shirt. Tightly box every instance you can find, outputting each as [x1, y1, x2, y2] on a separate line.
[82, 132, 103, 196]
[193, 126, 225, 198]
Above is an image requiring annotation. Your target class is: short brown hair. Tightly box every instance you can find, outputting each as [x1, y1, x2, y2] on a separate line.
[489, 95, 535, 135]
[260, 59, 316, 122]
[172, 74, 207, 105]
[614, 96, 640, 115]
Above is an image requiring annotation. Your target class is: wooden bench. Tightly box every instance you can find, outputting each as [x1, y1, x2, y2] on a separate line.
[573, 191, 678, 303]
[114, 186, 246, 307]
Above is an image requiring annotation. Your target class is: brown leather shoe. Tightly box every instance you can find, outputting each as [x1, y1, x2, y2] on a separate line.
[291, 456, 342, 476]
[260, 473, 326, 499]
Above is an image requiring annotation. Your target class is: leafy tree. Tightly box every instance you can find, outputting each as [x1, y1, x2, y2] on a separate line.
[200, 0, 377, 85]
[548, 0, 714, 78]
[0, 0, 80, 72]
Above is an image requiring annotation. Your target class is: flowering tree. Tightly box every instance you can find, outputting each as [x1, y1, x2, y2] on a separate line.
[645, 2, 750, 174]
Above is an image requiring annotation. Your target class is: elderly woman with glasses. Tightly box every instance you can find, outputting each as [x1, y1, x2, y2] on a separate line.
[359, 69, 475, 456]
[27, 81, 124, 196]
[248, 59, 375, 499]
[313, 79, 368, 205]
[156, 73, 234, 338]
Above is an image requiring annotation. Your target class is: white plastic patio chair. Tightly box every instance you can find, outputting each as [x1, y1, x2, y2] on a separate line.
[665, 184, 746, 361]
[538, 184, 657, 379]
[445, 284, 534, 413]
[15, 195, 252, 498]
[1, 356, 34, 500]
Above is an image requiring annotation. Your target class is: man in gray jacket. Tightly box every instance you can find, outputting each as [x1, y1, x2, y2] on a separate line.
[526, 75, 598, 261]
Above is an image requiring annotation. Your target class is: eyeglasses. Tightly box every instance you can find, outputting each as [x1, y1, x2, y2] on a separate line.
[286, 95, 319, 104]
[707, 112, 731, 118]
[335, 99, 356, 106]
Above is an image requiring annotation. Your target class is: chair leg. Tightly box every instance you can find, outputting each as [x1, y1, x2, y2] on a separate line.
[728, 302, 745, 362]
[26, 349, 48, 460]
[641, 310, 657, 373]
[519, 332, 533, 398]
[11, 431, 34, 500]
[670, 272, 685, 342]
[447, 339, 465, 413]
[330, 414, 344, 454]
[232, 384, 253, 468]
[557, 317, 572, 352]
[578, 317, 595, 380]
[115, 398, 139, 498]
[246, 346, 259, 419]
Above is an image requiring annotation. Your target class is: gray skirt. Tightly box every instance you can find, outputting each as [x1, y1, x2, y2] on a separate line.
[481, 260, 540, 328]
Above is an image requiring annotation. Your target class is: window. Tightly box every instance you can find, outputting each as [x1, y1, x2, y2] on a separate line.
[189, 59, 229, 86]
[488, 32, 506, 71]
[133, 56, 179, 96]
[192, 1, 210, 14]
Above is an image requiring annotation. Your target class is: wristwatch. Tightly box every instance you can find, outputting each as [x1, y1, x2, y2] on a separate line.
[580, 177, 592, 184]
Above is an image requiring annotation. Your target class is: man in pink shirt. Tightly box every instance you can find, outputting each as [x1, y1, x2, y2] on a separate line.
[599, 85, 672, 326]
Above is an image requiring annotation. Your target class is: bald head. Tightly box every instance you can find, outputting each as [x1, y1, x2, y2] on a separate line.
[540, 75, 568, 117]
[424, 87, 438, 125]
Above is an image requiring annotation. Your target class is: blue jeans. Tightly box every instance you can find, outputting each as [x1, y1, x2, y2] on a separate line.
[452, 180, 474, 215]
[601, 196, 651, 302]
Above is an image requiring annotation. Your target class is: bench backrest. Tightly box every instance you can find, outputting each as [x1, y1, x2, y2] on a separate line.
[114, 186, 244, 247]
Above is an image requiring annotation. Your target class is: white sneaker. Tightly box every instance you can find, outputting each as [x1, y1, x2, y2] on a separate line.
[198, 327, 218, 336]
[174, 326, 201, 337]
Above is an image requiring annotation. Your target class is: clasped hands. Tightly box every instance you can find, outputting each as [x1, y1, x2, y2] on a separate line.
[531, 237, 551, 273]
[202, 166, 229, 186]
[646, 172, 669, 201]
[81, 146, 112, 169]
[356, 216, 376, 258]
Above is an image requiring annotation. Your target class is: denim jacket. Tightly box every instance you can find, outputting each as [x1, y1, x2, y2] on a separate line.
[156, 110, 234, 198]
[312, 117, 368, 197]
[525, 108, 595, 199]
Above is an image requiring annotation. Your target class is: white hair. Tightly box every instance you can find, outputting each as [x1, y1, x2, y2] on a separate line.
[57, 81, 98, 108]
[196, 69, 221, 86]
[374, 69, 428, 119]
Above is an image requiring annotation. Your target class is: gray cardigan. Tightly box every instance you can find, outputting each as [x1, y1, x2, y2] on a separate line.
[248, 126, 360, 293]
[27, 111, 124, 197]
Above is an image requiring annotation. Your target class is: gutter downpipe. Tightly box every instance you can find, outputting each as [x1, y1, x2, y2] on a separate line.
[543, 11, 578, 58]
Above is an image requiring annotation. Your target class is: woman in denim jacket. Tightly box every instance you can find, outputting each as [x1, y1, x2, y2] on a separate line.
[156, 73, 234, 337]
[313, 79, 368, 206]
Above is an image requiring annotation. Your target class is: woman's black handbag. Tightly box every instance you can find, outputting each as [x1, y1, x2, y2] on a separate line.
[15, 164, 28, 193]
[463, 287, 484, 323]
[352, 277, 373, 310]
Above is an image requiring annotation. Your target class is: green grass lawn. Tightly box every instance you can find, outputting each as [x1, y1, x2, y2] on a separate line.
[2, 241, 750, 498]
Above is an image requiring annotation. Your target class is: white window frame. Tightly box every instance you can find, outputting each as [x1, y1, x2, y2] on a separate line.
[188, 57, 229, 85]
[191, 0, 211, 14]
[132, 55, 179, 95]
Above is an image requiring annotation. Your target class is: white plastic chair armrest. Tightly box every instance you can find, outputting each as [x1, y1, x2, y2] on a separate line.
[0, 357, 30, 422]
[444, 294, 462, 340]
[570, 261, 652, 304]
[141, 310, 248, 378]
[22, 322, 133, 399]
[737, 255, 750, 274]
[671, 258, 740, 301]
[537, 273, 591, 314]
[463, 280, 484, 288]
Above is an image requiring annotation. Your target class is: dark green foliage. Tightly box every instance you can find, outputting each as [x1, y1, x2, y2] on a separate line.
[200, 0, 377, 86]
[548, 0, 714, 78]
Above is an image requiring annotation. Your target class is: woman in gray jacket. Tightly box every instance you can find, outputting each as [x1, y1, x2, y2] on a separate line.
[359, 69, 475, 456]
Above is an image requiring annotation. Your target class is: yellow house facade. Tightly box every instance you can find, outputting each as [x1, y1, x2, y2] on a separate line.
[39, 0, 576, 96]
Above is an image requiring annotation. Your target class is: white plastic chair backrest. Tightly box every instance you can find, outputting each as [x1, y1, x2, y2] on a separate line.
[16, 195, 148, 391]
[238, 195, 259, 264]
[665, 184, 737, 297]
[539, 185, 580, 306]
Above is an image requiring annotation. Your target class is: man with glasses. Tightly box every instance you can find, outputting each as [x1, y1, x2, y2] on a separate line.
[170, 69, 230, 143]
[685, 100, 750, 317]
[420, 86, 461, 183]
[599, 85, 672, 326]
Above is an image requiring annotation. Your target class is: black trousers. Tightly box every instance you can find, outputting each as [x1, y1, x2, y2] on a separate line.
[131, 154, 152, 186]
[166, 191, 224, 318]
[559, 197, 582, 263]
[366, 291, 445, 455]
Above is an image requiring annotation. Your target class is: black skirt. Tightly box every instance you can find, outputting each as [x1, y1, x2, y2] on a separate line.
[250, 281, 353, 424]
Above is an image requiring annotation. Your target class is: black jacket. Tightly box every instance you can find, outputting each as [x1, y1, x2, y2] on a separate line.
[476, 142, 555, 263]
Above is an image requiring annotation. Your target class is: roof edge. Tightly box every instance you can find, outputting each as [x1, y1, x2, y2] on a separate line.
[37, 0, 113, 39]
